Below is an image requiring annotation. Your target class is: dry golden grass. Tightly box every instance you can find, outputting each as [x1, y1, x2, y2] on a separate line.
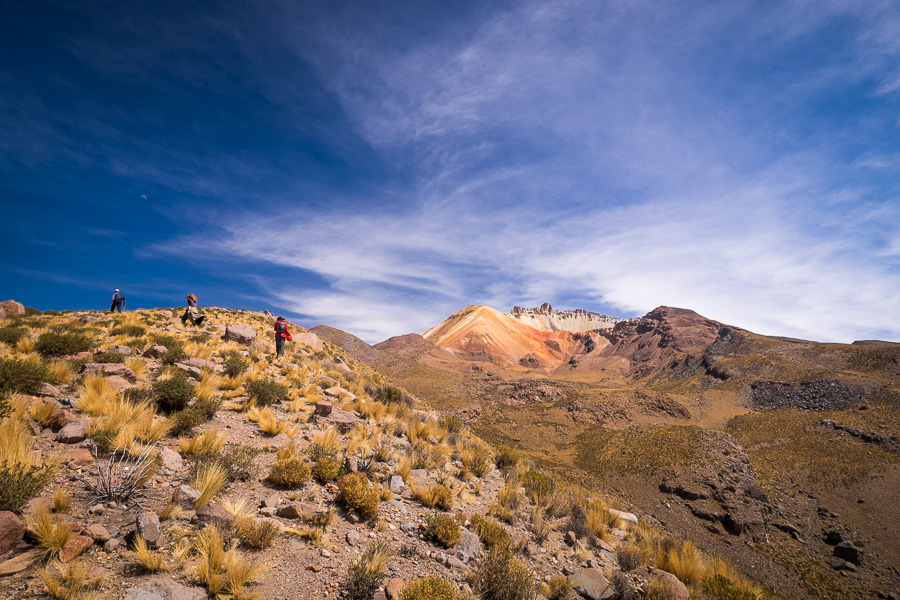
[196, 371, 222, 401]
[247, 406, 298, 437]
[179, 430, 226, 456]
[313, 427, 341, 455]
[191, 462, 228, 510]
[16, 336, 35, 353]
[46, 360, 75, 384]
[26, 503, 73, 560]
[192, 524, 267, 599]
[134, 534, 170, 572]
[52, 488, 71, 514]
[398, 455, 412, 483]
[220, 373, 247, 391]
[159, 500, 182, 521]
[30, 398, 58, 427]
[38, 559, 105, 600]
[124, 357, 148, 379]
[77, 375, 119, 415]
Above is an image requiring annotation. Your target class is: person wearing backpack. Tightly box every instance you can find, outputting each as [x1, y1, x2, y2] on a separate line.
[110, 289, 126, 313]
[274, 316, 292, 359]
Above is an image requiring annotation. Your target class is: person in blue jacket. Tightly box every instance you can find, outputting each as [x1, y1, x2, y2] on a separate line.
[110, 289, 125, 312]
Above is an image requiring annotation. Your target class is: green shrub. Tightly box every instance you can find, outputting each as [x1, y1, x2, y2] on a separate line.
[520, 469, 554, 503]
[441, 415, 463, 435]
[111, 325, 147, 337]
[169, 396, 222, 436]
[346, 541, 390, 600]
[245, 379, 289, 406]
[153, 374, 195, 412]
[152, 335, 187, 365]
[267, 458, 311, 488]
[24, 307, 41, 316]
[702, 575, 758, 600]
[313, 456, 341, 483]
[470, 514, 510, 549]
[94, 351, 127, 364]
[644, 580, 676, 600]
[189, 332, 211, 344]
[471, 544, 537, 600]
[364, 383, 415, 407]
[222, 351, 249, 377]
[337, 473, 380, 520]
[425, 513, 461, 548]
[0, 327, 26, 346]
[0, 462, 57, 511]
[401, 575, 457, 600]
[0, 391, 12, 419]
[188, 444, 261, 485]
[0, 359, 50, 394]
[35, 332, 93, 356]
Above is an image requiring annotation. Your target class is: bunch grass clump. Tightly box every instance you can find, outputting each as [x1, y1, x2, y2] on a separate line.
[179, 430, 226, 456]
[425, 513, 461, 548]
[26, 502, 73, 560]
[413, 483, 453, 511]
[337, 472, 380, 520]
[401, 575, 458, 600]
[190, 461, 228, 510]
[345, 541, 390, 600]
[267, 457, 311, 489]
[38, 559, 106, 600]
[470, 543, 537, 600]
[0, 419, 58, 511]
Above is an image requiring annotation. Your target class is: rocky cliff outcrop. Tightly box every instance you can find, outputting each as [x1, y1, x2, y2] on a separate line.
[509, 303, 622, 332]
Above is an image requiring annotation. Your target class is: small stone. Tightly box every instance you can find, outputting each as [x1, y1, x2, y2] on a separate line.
[56, 420, 87, 444]
[87, 524, 111, 543]
[307, 564, 322, 572]
[262, 493, 280, 509]
[67, 448, 95, 469]
[346, 530, 360, 547]
[321, 548, 332, 558]
[88, 504, 105, 515]
[259, 507, 277, 517]
[833, 541, 863, 565]
[136, 512, 162, 547]
[179, 485, 202, 507]
[103, 539, 120, 552]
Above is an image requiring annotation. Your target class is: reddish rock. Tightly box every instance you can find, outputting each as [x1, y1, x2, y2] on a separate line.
[224, 324, 257, 345]
[630, 566, 689, 600]
[0, 300, 25, 316]
[87, 524, 111, 543]
[81, 362, 136, 382]
[306, 564, 322, 572]
[135, 512, 162, 547]
[56, 420, 87, 444]
[261, 494, 280, 509]
[0, 512, 25, 556]
[59, 535, 93, 562]
[276, 503, 306, 519]
[174, 363, 203, 380]
[294, 332, 324, 352]
[67, 448, 95, 469]
[105, 375, 132, 391]
[142, 345, 169, 358]
[196, 503, 233, 527]
[314, 402, 333, 417]
[37, 383, 61, 397]
[50, 408, 78, 432]
[385, 578, 404, 600]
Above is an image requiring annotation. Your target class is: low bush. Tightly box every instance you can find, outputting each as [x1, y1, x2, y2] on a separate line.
[520, 469, 554, 503]
[337, 473, 380, 520]
[153, 374, 195, 412]
[401, 575, 457, 600]
[346, 541, 390, 600]
[190, 445, 260, 483]
[152, 335, 187, 364]
[245, 378, 289, 406]
[235, 518, 280, 550]
[701, 574, 758, 600]
[0, 461, 58, 511]
[0, 359, 50, 394]
[364, 383, 415, 407]
[94, 351, 127, 364]
[493, 446, 520, 474]
[542, 575, 572, 600]
[425, 513, 461, 548]
[169, 396, 222, 436]
[190, 332, 211, 344]
[471, 544, 537, 600]
[111, 325, 147, 337]
[470, 514, 510, 549]
[267, 458, 311, 488]
[0, 327, 26, 346]
[35, 332, 93, 356]
[222, 351, 249, 377]
[313, 456, 341, 483]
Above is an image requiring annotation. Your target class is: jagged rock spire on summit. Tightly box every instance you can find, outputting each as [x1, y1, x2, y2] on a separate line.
[508, 303, 622, 333]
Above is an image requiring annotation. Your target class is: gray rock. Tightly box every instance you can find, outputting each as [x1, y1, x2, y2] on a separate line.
[37, 383, 61, 397]
[409, 469, 428, 488]
[143, 345, 169, 358]
[158, 447, 183, 471]
[196, 503, 233, 527]
[457, 529, 481, 562]
[110, 345, 132, 355]
[104, 538, 120, 552]
[179, 485, 202, 507]
[124, 582, 206, 600]
[224, 324, 257, 345]
[565, 531, 577, 545]
[390, 475, 407, 494]
[87, 524, 111, 543]
[136, 512, 162, 547]
[346, 530, 360, 547]
[294, 332, 324, 352]
[174, 363, 204, 380]
[568, 568, 614, 600]
[56, 420, 87, 444]
[834, 541, 863, 565]
[446, 555, 466, 571]
[105, 375, 133, 391]
[259, 507, 277, 517]
[81, 362, 136, 382]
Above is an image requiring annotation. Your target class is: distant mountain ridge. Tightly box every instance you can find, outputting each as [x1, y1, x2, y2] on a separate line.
[508, 302, 623, 332]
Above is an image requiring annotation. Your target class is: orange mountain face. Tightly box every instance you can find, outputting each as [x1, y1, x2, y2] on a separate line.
[422, 305, 602, 370]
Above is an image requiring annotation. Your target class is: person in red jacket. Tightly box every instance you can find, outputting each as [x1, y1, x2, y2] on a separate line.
[274, 316, 292, 359]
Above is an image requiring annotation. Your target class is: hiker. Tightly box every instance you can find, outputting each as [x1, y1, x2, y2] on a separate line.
[181, 293, 205, 326]
[274, 316, 292, 359]
[110, 289, 125, 313]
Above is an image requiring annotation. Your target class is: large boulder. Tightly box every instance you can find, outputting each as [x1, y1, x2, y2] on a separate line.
[224, 324, 257, 345]
[569, 568, 614, 600]
[56, 420, 87, 444]
[317, 407, 363, 431]
[294, 332, 323, 352]
[81, 363, 136, 382]
[0, 300, 25, 316]
[0, 511, 25, 556]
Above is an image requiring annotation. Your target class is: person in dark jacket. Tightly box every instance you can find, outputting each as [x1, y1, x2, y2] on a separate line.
[274, 316, 292, 359]
[110, 289, 125, 312]
[181, 293, 205, 326]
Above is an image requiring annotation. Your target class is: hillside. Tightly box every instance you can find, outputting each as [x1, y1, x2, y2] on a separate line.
[359, 303, 900, 600]
[0, 304, 773, 600]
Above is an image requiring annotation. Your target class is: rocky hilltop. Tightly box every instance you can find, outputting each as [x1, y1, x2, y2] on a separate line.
[508, 303, 622, 333]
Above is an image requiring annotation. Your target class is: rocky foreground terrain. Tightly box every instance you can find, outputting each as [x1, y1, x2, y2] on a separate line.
[0, 301, 769, 600]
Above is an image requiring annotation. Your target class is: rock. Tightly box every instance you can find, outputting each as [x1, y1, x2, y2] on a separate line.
[109, 345, 132, 355]
[136, 512, 163, 547]
[224, 324, 257, 345]
[0, 512, 25, 556]
[276, 503, 307, 519]
[294, 332, 324, 352]
[143, 345, 169, 358]
[630, 566, 689, 600]
[264, 433, 292, 449]
[318, 407, 363, 430]
[565, 531, 577, 545]
[447, 555, 466, 571]
[568, 568, 614, 600]
[457, 529, 481, 562]
[106, 375, 133, 391]
[385, 578, 404, 600]
[124, 582, 207, 600]
[179, 485, 202, 507]
[88, 524, 111, 543]
[56, 420, 87, 444]
[314, 402, 333, 417]
[608, 509, 639, 526]
[59, 535, 93, 562]
[833, 541, 863, 565]
[104, 538, 120, 552]
[81, 362, 137, 382]
[50, 409, 79, 432]
[261, 494, 280, 509]
[37, 383, 61, 397]
[409, 469, 428, 489]
[0, 548, 42, 575]
[823, 529, 848, 545]
[196, 503, 233, 527]
[259, 507, 277, 517]
[159, 447, 183, 471]
[825, 556, 848, 570]
[346, 530, 360, 547]
[174, 363, 204, 380]
[307, 564, 322, 572]
[181, 358, 222, 372]
[0, 300, 25, 316]
[325, 386, 357, 401]
[389, 476, 406, 494]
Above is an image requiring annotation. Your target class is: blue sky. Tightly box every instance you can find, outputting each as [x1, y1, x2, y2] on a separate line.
[2, 0, 899, 343]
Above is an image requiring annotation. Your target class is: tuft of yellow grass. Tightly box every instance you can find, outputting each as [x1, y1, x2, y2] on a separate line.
[77, 375, 119, 415]
[196, 370, 222, 401]
[25, 502, 73, 560]
[16, 336, 35, 353]
[38, 559, 106, 600]
[51, 488, 71, 514]
[30, 398, 59, 427]
[191, 462, 228, 510]
[124, 357, 148, 379]
[134, 535, 169, 572]
[179, 430, 226, 456]
[46, 360, 75, 384]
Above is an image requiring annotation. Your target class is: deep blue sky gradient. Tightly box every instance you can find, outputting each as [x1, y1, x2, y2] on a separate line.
[2, 0, 899, 342]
